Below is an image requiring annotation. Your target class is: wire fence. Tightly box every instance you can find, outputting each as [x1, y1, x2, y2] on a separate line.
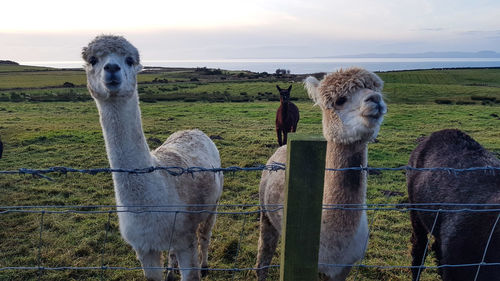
[1, 164, 500, 280]
[1, 164, 499, 181]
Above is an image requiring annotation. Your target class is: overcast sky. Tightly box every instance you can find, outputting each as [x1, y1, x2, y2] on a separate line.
[2, 0, 500, 62]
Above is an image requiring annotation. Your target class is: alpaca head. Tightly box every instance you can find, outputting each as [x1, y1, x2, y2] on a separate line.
[82, 35, 142, 101]
[304, 68, 386, 144]
[276, 85, 293, 103]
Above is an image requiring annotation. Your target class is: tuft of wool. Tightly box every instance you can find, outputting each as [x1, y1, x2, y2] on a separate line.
[82, 35, 140, 64]
[318, 68, 383, 107]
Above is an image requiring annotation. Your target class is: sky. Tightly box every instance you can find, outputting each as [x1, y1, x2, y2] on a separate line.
[1, 0, 500, 62]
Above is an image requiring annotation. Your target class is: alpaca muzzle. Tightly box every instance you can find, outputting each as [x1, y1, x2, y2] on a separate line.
[103, 63, 122, 92]
[104, 75, 122, 93]
[362, 94, 387, 120]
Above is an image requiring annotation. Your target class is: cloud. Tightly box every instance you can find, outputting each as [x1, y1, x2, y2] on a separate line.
[417, 28, 445, 32]
[2, 0, 500, 61]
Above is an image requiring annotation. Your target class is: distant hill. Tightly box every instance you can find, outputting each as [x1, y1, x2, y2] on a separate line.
[0, 60, 19, 65]
[323, 51, 500, 59]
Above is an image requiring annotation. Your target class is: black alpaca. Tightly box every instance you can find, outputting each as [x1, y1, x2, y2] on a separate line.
[275, 85, 299, 146]
[407, 129, 500, 281]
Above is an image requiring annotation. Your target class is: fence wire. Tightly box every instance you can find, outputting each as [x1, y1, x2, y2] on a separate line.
[1, 164, 499, 181]
[1, 164, 500, 280]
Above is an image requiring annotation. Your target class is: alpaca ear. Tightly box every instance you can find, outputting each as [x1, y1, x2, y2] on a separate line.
[276, 85, 281, 91]
[287, 85, 292, 91]
[304, 76, 320, 106]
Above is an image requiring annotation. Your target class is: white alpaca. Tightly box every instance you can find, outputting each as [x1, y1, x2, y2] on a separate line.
[82, 35, 223, 281]
[256, 68, 387, 280]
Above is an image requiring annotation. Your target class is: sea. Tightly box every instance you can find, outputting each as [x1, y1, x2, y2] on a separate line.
[20, 58, 500, 74]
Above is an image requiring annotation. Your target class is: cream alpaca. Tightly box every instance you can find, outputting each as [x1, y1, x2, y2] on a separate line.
[83, 35, 223, 281]
[256, 68, 386, 281]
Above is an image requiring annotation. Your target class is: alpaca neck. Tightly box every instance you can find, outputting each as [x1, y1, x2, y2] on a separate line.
[95, 94, 153, 170]
[322, 140, 367, 231]
[280, 100, 289, 119]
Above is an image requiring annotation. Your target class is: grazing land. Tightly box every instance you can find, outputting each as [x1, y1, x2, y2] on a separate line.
[0, 65, 499, 280]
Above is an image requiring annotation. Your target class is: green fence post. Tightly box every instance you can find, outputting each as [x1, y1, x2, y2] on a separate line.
[280, 133, 327, 281]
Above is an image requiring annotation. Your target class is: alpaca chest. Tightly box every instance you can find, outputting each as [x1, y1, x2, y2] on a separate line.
[276, 103, 299, 127]
[318, 210, 368, 270]
[118, 209, 187, 251]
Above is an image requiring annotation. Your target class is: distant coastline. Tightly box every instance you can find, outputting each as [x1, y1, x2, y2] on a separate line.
[320, 50, 500, 59]
[16, 57, 500, 74]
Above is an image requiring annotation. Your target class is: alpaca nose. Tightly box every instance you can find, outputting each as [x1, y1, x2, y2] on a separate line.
[104, 63, 121, 73]
[365, 94, 381, 105]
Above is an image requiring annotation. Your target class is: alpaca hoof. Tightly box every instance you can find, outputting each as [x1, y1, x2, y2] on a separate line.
[201, 266, 208, 278]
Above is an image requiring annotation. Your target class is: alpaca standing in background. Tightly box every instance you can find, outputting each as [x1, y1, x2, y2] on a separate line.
[275, 85, 299, 146]
[83, 35, 223, 281]
[256, 68, 387, 280]
[407, 129, 500, 281]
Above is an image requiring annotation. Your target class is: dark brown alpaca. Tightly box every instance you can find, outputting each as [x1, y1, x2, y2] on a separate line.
[407, 129, 500, 281]
[275, 85, 299, 146]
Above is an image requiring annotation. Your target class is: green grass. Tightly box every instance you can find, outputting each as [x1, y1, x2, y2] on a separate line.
[378, 68, 500, 86]
[0, 71, 181, 90]
[0, 67, 499, 280]
[2, 66, 500, 105]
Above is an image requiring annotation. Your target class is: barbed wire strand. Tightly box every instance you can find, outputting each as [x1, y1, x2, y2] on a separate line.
[1, 164, 499, 182]
[6, 205, 500, 215]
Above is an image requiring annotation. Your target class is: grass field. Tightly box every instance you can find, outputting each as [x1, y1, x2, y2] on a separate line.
[0, 65, 499, 280]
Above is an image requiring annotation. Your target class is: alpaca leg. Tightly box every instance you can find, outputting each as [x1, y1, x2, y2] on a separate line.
[255, 212, 280, 281]
[431, 237, 444, 278]
[136, 249, 164, 281]
[410, 211, 428, 281]
[276, 129, 283, 146]
[197, 212, 217, 277]
[166, 252, 179, 281]
[176, 239, 201, 281]
[283, 131, 288, 146]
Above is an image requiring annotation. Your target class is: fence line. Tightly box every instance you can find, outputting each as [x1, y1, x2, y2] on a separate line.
[1, 164, 500, 279]
[0, 164, 499, 181]
[5, 263, 500, 273]
[5, 204, 500, 214]
[2, 203, 499, 273]
[0, 265, 281, 272]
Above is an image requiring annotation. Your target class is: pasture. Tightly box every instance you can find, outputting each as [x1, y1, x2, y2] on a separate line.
[0, 66, 499, 280]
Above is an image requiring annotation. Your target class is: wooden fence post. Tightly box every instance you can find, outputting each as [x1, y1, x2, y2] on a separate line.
[280, 134, 327, 281]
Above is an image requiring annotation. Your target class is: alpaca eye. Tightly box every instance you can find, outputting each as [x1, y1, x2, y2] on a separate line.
[335, 97, 347, 106]
[125, 57, 134, 66]
[89, 56, 98, 66]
